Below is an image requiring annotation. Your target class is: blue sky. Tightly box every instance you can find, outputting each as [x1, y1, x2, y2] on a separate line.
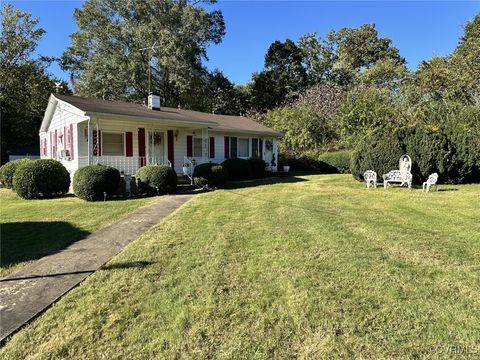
[7, 1, 480, 85]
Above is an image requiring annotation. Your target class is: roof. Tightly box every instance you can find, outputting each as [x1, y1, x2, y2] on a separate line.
[52, 94, 281, 137]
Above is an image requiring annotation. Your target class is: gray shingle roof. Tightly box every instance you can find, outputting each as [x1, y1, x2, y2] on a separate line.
[54, 94, 281, 136]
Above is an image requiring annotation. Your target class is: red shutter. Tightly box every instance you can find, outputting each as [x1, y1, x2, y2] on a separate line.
[92, 130, 101, 156]
[54, 129, 58, 158]
[70, 124, 74, 160]
[210, 137, 215, 158]
[50, 132, 52, 157]
[64, 126, 67, 150]
[125, 132, 133, 157]
[259, 139, 263, 160]
[186, 135, 193, 157]
[138, 128, 146, 166]
[224, 136, 230, 159]
[167, 130, 174, 168]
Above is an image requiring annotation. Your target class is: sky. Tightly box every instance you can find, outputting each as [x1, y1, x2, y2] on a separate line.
[5, 0, 480, 86]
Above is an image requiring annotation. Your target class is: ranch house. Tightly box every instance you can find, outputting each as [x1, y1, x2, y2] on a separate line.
[39, 94, 282, 180]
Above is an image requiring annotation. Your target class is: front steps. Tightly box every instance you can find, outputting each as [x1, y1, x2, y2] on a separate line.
[177, 174, 196, 192]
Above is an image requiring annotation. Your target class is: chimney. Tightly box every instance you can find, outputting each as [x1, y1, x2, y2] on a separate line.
[148, 93, 161, 110]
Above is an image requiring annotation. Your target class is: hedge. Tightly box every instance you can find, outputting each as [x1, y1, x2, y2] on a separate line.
[351, 125, 480, 184]
[12, 159, 70, 199]
[73, 165, 120, 201]
[221, 158, 253, 181]
[193, 162, 229, 188]
[318, 150, 352, 174]
[136, 165, 177, 195]
[249, 159, 267, 178]
[279, 153, 339, 173]
[0, 158, 33, 189]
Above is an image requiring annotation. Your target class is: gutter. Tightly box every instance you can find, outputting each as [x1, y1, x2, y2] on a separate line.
[84, 111, 216, 127]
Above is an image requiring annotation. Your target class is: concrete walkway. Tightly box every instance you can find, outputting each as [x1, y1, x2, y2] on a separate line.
[0, 194, 193, 343]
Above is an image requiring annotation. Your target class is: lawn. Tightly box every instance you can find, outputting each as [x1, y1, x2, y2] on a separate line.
[1, 174, 479, 358]
[0, 190, 158, 276]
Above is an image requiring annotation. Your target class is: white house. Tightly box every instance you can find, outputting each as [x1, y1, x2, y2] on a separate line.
[39, 94, 281, 180]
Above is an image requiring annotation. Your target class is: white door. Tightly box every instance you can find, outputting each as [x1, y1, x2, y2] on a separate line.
[148, 131, 166, 164]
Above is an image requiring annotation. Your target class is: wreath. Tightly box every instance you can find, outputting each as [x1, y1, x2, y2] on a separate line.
[265, 140, 273, 151]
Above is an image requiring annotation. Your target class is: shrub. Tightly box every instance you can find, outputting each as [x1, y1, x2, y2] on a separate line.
[351, 125, 479, 184]
[13, 159, 70, 199]
[279, 152, 338, 173]
[351, 128, 404, 181]
[210, 165, 229, 187]
[221, 158, 253, 181]
[0, 158, 33, 188]
[73, 165, 120, 201]
[192, 163, 229, 188]
[192, 163, 215, 187]
[249, 158, 267, 178]
[136, 165, 177, 195]
[318, 150, 352, 174]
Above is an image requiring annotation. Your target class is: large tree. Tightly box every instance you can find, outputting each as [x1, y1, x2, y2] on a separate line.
[0, 4, 68, 164]
[248, 39, 308, 112]
[61, 0, 225, 109]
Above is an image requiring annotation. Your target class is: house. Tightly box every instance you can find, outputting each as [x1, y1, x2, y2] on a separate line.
[39, 94, 281, 180]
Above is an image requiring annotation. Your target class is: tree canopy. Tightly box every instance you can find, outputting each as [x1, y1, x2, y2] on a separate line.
[61, 0, 225, 108]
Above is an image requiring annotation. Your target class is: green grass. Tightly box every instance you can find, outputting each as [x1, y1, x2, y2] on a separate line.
[1, 174, 479, 358]
[0, 190, 158, 276]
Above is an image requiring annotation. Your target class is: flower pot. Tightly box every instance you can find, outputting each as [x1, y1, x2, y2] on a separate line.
[283, 165, 290, 172]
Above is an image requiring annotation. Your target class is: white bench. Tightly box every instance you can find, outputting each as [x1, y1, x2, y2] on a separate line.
[383, 170, 412, 189]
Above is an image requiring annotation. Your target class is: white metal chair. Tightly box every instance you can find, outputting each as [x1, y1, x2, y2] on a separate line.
[423, 173, 438, 192]
[364, 170, 377, 188]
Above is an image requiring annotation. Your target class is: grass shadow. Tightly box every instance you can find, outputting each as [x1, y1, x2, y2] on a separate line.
[225, 176, 308, 190]
[102, 261, 154, 270]
[1, 221, 90, 271]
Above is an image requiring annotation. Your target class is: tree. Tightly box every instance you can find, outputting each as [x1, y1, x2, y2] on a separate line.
[201, 70, 245, 115]
[248, 39, 307, 111]
[265, 107, 336, 154]
[61, 0, 225, 109]
[0, 4, 69, 164]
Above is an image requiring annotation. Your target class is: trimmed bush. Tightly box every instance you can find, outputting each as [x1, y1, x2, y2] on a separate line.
[136, 165, 177, 195]
[279, 153, 339, 173]
[351, 129, 404, 181]
[192, 163, 215, 187]
[73, 165, 120, 201]
[221, 158, 253, 181]
[13, 159, 70, 199]
[319, 150, 352, 174]
[0, 159, 33, 188]
[351, 125, 479, 184]
[192, 162, 229, 188]
[210, 165, 229, 187]
[249, 159, 267, 178]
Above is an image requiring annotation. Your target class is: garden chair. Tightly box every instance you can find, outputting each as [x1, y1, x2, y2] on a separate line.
[364, 170, 377, 188]
[423, 173, 438, 192]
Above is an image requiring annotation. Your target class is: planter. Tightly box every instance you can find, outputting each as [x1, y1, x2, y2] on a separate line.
[283, 165, 290, 172]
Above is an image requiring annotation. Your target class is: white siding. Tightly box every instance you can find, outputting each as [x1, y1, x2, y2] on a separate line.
[42, 102, 86, 176]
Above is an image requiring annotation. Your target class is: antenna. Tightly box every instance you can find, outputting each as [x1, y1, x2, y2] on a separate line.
[55, 82, 62, 93]
[139, 41, 158, 95]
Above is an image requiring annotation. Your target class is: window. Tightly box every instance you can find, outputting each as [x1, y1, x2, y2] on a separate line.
[230, 137, 237, 158]
[103, 132, 124, 156]
[238, 138, 249, 158]
[251, 138, 258, 159]
[65, 128, 71, 147]
[193, 137, 203, 157]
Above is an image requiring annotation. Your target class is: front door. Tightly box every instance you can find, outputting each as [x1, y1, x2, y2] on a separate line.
[148, 131, 165, 165]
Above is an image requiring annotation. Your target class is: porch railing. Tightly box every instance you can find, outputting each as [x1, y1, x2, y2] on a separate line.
[183, 156, 210, 183]
[78, 156, 171, 175]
